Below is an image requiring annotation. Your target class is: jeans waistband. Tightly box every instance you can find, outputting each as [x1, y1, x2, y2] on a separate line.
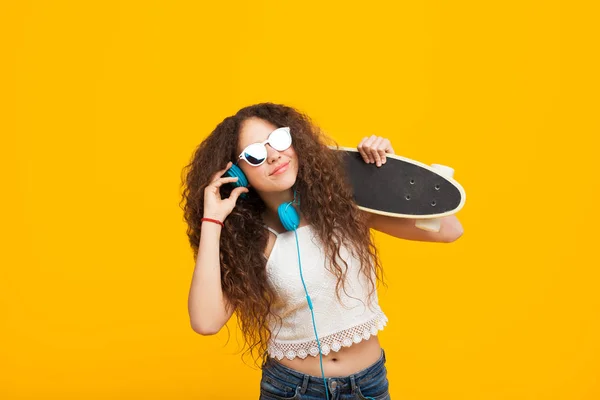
[262, 348, 386, 388]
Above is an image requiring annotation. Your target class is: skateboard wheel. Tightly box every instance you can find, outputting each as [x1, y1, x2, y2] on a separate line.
[431, 164, 454, 178]
[415, 218, 442, 233]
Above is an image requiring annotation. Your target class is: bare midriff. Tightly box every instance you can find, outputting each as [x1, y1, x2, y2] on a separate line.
[273, 335, 382, 377]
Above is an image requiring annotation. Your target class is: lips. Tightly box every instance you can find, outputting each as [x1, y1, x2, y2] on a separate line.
[271, 161, 290, 175]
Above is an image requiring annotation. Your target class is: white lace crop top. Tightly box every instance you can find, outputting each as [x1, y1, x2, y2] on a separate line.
[262, 224, 388, 361]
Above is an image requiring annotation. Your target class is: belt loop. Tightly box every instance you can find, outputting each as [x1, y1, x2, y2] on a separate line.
[300, 375, 310, 394]
[350, 375, 358, 393]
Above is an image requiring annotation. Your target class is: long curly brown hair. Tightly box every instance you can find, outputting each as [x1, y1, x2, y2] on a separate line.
[180, 102, 386, 368]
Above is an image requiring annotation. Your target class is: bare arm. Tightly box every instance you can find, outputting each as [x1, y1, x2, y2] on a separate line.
[188, 161, 248, 335]
[188, 221, 236, 335]
[364, 211, 464, 243]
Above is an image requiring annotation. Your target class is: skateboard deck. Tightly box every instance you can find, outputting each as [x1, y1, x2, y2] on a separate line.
[331, 146, 466, 221]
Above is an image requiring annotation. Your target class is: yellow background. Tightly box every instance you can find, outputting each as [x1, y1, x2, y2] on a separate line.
[1, 1, 598, 399]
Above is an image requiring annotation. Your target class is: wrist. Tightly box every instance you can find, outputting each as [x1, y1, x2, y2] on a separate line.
[201, 217, 224, 228]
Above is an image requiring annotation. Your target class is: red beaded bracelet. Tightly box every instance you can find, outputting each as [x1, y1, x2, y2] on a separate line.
[201, 217, 224, 228]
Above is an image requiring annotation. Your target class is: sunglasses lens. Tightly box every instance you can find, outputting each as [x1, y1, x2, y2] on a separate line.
[270, 127, 292, 151]
[242, 143, 267, 165]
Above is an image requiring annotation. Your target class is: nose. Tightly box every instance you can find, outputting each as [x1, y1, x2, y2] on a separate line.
[266, 144, 282, 163]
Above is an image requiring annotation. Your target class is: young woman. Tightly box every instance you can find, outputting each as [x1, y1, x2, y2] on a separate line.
[182, 103, 463, 400]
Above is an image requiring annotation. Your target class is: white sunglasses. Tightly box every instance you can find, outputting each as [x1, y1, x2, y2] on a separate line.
[237, 127, 292, 166]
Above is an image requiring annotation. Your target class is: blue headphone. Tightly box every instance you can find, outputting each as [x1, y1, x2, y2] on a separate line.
[224, 164, 300, 229]
[224, 164, 375, 400]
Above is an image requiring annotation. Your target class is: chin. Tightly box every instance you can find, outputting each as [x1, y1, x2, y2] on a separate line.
[276, 176, 298, 190]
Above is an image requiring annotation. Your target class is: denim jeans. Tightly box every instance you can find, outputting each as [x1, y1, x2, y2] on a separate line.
[259, 348, 390, 400]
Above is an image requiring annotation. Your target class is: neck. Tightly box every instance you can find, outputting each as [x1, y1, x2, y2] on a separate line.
[262, 189, 294, 221]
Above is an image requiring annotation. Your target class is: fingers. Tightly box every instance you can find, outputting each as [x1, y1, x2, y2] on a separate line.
[357, 137, 371, 163]
[371, 137, 384, 166]
[211, 161, 233, 182]
[376, 138, 395, 165]
[357, 136, 394, 167]
[228, 186, 250, 202]
[384, 139, 395, 155]
[209, 176, 239, 189]
[358, 135, 378, 163]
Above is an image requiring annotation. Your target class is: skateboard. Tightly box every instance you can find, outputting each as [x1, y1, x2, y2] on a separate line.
[330, 146, 466, 232]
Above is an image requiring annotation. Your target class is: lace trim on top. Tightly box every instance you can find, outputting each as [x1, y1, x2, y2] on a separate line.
[267, 311, 388, 361]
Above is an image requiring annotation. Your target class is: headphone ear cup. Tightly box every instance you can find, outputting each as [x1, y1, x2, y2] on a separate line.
[223, 164, 249, 199]
[278, 202, 300, 231]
